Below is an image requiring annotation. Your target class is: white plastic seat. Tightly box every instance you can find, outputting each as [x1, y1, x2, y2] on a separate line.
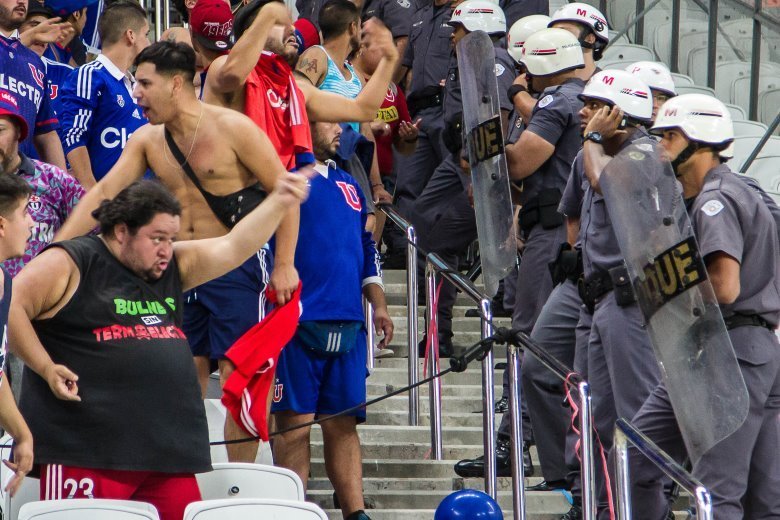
[196, 463, 305, 501]
[725, 103, 747, 121]
[602, 43, 655, 63]
[744, 156, 780, 191]
[183, 498, 328, 520]
[674, 84, 716, 97]
[19, 500, 159, 520]
[758, 88, 780, 128]
[733, 120, 769, 138]
[671, 73, 694, 87]
[732, 74, 780, 114]
[596, 59, 637, 71]
[608, 30, 630, 46]
[726, 136, 780, 172]
[687, 46, 741, 85]
[653, 20, 709, 66]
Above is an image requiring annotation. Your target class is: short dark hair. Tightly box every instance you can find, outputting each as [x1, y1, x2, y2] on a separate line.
[0, 174, 31, 218]
[92, 181, 181, 237]
[98, 0, 148, 47]
[134, 41, 196, 83]
[319, 0, 358, 41]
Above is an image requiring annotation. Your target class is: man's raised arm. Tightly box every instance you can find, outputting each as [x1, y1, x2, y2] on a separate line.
[298, 19, 399, 122]
[55, 126, 151, 241]
[204, 1, 291, 97]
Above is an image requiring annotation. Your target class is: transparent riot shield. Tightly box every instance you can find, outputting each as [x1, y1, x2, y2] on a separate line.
[599, 139, 749, 464]
[457, 31, 516, 297]
[599, 138, 748, 464]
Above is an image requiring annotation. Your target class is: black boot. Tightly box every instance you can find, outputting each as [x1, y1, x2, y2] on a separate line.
[345, 510, 372, 520]
[453, 436, 534, 478]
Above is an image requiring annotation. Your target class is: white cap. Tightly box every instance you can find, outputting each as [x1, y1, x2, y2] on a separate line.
[626, 61, 677, 97]
[579, 70, 653, 122]
[549, 2, 609, 44]
[507, 15, 551, 64]
[448, 0, 506, 35]
[650, 94, 734, 147]
[520, 27, 585, 77]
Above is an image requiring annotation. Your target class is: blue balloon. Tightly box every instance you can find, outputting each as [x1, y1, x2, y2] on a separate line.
[435, 489, 504, 519]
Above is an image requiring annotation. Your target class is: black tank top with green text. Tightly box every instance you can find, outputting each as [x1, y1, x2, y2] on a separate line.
[20, 235, 211, 473]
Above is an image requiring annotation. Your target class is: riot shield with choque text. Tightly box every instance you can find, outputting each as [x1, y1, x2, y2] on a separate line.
[599, 139, 748, 464]
[457, 31, 516, 297]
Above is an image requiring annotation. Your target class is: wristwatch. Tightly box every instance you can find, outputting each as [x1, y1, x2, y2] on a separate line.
[584, 131, 604, 144]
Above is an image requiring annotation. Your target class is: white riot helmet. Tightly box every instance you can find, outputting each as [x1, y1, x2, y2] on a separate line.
[549, 2, 609, 60]
[626, 61, 676, 97]
[520, 28, 584, 77]
[578, 70, 653, 122]
[507, 15, 551, 64]
[448, 0, 506, 36]
[650, 94, 734, 167]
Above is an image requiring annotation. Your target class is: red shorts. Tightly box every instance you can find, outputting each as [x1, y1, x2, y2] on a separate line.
[40, 464, 202, 520]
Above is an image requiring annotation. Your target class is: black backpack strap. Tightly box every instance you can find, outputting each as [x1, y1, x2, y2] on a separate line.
[164, 127, 208, 194]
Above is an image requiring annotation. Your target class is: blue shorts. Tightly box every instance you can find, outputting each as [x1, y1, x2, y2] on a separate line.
[271, 331, 368, 422]
[183, 249, 271, 360]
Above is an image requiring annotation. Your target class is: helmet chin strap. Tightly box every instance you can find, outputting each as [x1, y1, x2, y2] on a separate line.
[671, 143, 699, 176]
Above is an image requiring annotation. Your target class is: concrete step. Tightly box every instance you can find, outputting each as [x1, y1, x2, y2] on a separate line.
[325, 509, 436, 519]
[368, 367, 502, 386]
[310, 424, 494, 446]
[366, 382, 503, 398]
[310, 489, 571, 514]
[367, 395, 484, 414]
[367, 409, 500, 428]
[310, 441, 486, 461]
[309, 476, 545, 492]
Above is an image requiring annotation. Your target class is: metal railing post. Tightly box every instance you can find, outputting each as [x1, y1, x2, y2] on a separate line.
[506, 341, 525, 518]
[614, 419, 714, 520]
[364, 298, 375, 370]
[162, 0, 171, 34]
[154, 0, 162, 41]
[614, 429, 632, 520]
[426, 263, 443, 460]
[578, 381, 597, 520]
[407, 226, 420, 426]
[480, 298, 498, 501]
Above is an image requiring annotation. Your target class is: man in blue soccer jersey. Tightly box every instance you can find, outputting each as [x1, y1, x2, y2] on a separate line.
[271, 120, 393, 520]
[58, 0, 149, 189]
[0, 0, 67, 169]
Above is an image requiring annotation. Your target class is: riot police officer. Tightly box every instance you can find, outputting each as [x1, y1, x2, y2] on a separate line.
[629, 94, 780, 520]
[625, 61, 677, 121]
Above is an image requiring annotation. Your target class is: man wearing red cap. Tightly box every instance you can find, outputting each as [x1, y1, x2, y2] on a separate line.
[187, 0, 233, 97]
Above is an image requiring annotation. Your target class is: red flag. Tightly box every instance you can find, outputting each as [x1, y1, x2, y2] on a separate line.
[221, 283, 301, 440]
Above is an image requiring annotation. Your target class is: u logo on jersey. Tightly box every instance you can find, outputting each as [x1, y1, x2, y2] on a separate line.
[335, 181, 362, 211]
[28, 64, 44, 89]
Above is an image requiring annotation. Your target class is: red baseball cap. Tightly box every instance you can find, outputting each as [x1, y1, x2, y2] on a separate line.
[190, 0, 234, 53]
[0, 91, 28, 142]
[293, 18, 320, 55]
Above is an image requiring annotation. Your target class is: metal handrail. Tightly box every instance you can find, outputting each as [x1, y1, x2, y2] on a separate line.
[426, 253, 498, 502]
[614, 418, 713, 520]
[378, 204, 420, 426]
[740, 110, 780, 173]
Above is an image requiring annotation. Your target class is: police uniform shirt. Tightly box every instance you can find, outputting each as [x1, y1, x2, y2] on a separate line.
[402, 2, 453, 102]
[563, 131, 655, 278]
[59, 53, 148, 182]
[691, 164, 780, 326]
[363, 0, 414, 39]
[442, 44, 515, 128]
[518, 77, 585, 206]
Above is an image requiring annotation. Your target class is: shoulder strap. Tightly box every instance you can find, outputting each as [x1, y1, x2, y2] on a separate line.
[164, 127, 210, 195]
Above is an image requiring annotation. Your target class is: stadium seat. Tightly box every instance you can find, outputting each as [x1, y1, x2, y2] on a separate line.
[744, 156, 780, 191]
[183, 498, 328, 520]
[687, 46, 741, 85]
[674, 85, 716, 97]
[602, 43, 655, 63]
[726, 135, 780, 172]
[758, 87, 780, 127]
[654, 20, 708, 66]
[732, 74, 780, 114]
[597, 59, 637, 71]
[608, 30, 630, 46]
[19, 500, 159, 520]
[0, 435, 40, 520]
[671, 73, 695, 87]
[196, 463, 305, 501]
[712, 61, 780, 101]
[725, 103, 747, 121]
[733, 120, 769, 138]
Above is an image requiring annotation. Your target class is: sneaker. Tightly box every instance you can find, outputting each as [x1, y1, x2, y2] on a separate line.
[373, 346, 393, 358]
[560, 505, 582, 520]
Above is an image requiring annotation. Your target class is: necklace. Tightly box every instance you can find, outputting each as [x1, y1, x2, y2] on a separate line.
[163, 101, 204, 168]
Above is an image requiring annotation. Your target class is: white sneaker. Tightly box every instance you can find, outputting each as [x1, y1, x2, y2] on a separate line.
[373, 346, 393, 358]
